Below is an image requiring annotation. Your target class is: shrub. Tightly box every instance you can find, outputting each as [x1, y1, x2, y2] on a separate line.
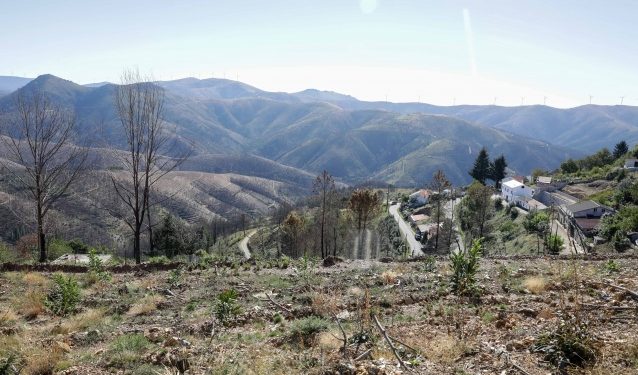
[449, 239, 482, 296]
[422, 255, 436, 272]
[215, 289, 241, 326]
[545, 234, 564, 254]
[0, 354, 16, 375]
[167, 268, 182, 288]
[47, 239, 73, 261]
[533, 313, 599, 370]
[45, 274, 81, 316]
[0, 243, 15, 263]
[146, 256, 170, 264]
[603, 259, 620, 273]
[612, 231, 630, 252]
[288, 316, 329, 346]
[67, 239, 90, 254]
[88, 249, 111, 283]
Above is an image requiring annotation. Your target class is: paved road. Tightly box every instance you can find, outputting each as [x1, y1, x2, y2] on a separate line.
[443, 198, 464, 253]
[389, 204, 423, 257]
[238, 230, 257, 259]
[552, 219, 584, 255]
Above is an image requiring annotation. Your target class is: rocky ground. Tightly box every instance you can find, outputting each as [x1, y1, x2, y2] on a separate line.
[1, 255, 638, 374]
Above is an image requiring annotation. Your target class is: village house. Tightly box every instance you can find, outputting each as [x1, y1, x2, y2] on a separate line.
[624, 158, 638, 170]
[559, 200, 614, 238]
[501, 179, 535, 207]
[409, 189, 431, 207]
[409, 214, 429, 225]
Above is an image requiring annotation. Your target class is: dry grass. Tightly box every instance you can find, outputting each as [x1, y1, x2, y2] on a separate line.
[127, 294, 164, 316]
[22, 272, 49, 288]
[347, 286, 363, 297]
[418, 334, 471, 365]
[317, 331, 342, 351]
[22, 345, 64, 375]
[17, 290, 46, 320]
[52, 308, 105, 334]
[311, 292, 339, 318]
[523, 276, 548, 294]
[381, 270, 398, 285]
[0, 308, 18, 327]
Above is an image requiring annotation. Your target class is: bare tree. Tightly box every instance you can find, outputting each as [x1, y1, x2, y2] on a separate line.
[313, 170, 335, 258]
[429, 170, 451, 250]
[0, 91, 87, 262]
[111, 69, 189, 264]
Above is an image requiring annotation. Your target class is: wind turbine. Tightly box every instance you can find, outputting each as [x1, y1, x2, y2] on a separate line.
[621, 96, 625, 105]
[543, 96, 547, 106]
[493, 97, 497, 105]
[589, 95, 593, 105]
[521, 97, 525, 106]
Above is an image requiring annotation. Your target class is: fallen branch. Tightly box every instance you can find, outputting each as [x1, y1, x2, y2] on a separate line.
[354, 349, 372, 361]
[372, 314, 412, 373]
[389, 336, 419, 354]
[334, 314, 349, 359]
[579, 303, 638, 311]
[597, 281, 638, 301]
[264, 292, 293, 316]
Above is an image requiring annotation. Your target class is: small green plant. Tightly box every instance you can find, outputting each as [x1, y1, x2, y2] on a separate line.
[147, 256, 170, 264]
[108, 334, 151, 369]
[46, 273, 81, 316]
[288, 316, 328, 346]
[449, 239, 482, 296]
[0, 354, 17, 375]
[603, 259, 620, 273]
[88, 249, 111, 282]
[215, 289, 241, 326]
[272, 312, 284, 324]
[167, 268, 182, 288]
[545, 234, 564, 254]
[532, 313, 599, 370]
[421, 255, 436, 272]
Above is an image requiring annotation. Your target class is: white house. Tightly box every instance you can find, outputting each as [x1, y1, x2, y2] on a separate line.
[624, 158, 638, 170]
[409, 189, 431, 207]
[501, 179, 535, 207]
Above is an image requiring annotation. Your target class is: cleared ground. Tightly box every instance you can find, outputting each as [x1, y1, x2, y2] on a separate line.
[1, 255, 638, 374]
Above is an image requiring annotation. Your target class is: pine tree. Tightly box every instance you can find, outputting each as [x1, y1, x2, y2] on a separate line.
[490, 155, 508, 188]
[613, 140, 629, 159]
[469, 147, 491, 184]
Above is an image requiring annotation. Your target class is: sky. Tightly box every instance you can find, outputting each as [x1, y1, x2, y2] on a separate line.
[1, 0, 638, 107]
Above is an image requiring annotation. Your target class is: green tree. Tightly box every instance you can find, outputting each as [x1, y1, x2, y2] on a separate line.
[469, 147, 491, 184]
[489, 155, 508, 188]
[560, 158, 579, 174]
[458, 181, 493, 244]
[613, 140, 629, 159]
[545, 234, 564, 254]
[523, 210, 550, 253]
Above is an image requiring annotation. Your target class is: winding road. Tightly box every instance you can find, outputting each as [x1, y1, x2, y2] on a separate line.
[238, 229, 257, 259]
[389, 204, 424, 257]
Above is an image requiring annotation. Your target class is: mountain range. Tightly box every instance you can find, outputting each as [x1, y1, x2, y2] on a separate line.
[0, 75, 587, 185]
[2, 73, 630, 246]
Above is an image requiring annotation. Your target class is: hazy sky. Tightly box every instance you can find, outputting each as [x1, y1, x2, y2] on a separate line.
[2, 0, 637, 107]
